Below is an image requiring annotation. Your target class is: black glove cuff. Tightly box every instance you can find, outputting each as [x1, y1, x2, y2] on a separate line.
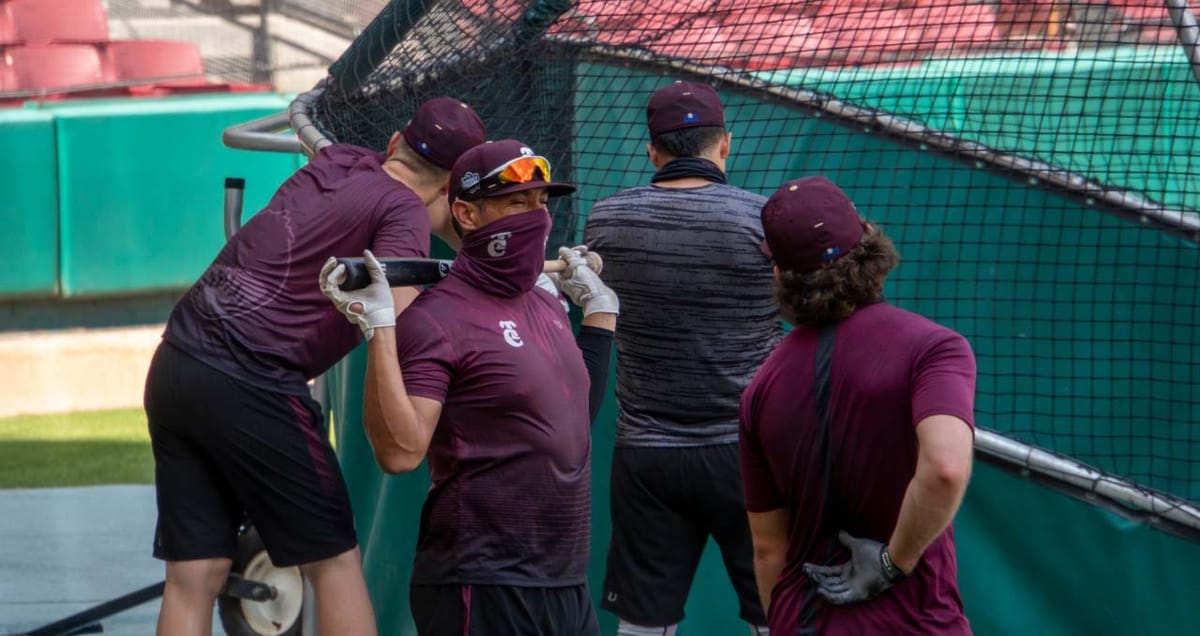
[880, 546, 908, 584]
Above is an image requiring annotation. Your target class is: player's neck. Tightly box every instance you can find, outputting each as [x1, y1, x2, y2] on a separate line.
[382, 159, 441, 203]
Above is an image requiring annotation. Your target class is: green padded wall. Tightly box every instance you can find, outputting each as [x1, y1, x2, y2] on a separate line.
[42, 95, 301, 296]
[0, 109, 58, 297]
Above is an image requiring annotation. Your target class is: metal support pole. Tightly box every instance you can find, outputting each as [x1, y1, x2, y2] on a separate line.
[252, 0, 276, 85]
[223, 111, 303, 154]
[1165, 0, 1200, 88]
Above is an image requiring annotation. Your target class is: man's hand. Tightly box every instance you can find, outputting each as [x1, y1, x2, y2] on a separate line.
[555, 246, 619, 316]
[319, 249, 396, 340]
[802, 531, 908, 605]
[567, 244, 603, 275]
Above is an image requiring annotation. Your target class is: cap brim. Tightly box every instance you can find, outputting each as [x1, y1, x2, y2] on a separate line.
[474, 180, 576, 200]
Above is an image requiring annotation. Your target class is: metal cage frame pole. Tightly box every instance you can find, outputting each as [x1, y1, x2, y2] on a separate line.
[974, 429, 1200, 542]
[1166, 0, 1200, 87]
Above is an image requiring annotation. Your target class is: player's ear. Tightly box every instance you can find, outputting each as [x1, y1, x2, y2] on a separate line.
[451, 199, 481, 234]
[386, 131, 402, 157]
[646, 142, 659, 168]
[720, 131, 732, 159]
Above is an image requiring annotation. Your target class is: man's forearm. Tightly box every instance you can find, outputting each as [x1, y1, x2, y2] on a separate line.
[886, 463, 970, 573]
[580, 312, 615, 331]
[753, 550, 786, 613]
[362, 328, 427, 473]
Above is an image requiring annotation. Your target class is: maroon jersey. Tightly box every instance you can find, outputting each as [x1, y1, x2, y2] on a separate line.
[740, 301, 976, 635]
[164, 144, 430, 394]
[396, 270, 592, 587]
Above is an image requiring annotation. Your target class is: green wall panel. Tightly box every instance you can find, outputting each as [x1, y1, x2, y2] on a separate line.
[957, 462, 1200, 636]
[47, 95, 301, 296]
[0, 109, 58, 297]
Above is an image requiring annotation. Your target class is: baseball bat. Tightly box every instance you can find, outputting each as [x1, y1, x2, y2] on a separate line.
[337, 257, 568, 291]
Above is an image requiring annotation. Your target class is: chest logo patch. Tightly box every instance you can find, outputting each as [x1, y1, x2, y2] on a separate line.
[499, 320, 524, 348]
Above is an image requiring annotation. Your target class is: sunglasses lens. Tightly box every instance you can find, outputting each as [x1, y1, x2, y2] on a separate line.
[496, 157, 551, 185]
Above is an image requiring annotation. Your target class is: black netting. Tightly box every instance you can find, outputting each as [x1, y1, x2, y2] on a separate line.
[310, 0, 1200, 508]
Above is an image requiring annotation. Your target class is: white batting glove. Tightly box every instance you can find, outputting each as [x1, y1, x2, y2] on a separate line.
[567, 244, 602, 275]
[319, 249, 396, 340]
[556, 246, 619, 317]
[543, 245, 602, 290]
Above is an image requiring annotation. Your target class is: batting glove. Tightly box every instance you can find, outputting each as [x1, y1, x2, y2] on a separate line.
[319, 249, 396, 340]
[802, 531, 908, 605]
[568, 244, 602, 275]
[556, 246, 619, 317]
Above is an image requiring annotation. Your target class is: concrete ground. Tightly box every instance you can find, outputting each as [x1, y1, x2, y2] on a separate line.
[0, 485, 219, 635]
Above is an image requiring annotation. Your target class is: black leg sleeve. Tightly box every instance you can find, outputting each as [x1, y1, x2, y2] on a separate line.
[576, 325, 614, 424]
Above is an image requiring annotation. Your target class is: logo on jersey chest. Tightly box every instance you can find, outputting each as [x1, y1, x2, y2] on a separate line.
[499, 320, 524, 348]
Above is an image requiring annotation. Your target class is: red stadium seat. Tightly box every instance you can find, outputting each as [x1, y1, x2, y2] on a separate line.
[0, 6, 19, 46]
[5, 44, 105, 91]
[8, 0, 109, 44]
[102, 40, 206, 84]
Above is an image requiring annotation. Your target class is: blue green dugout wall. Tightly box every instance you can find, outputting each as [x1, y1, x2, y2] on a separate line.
[0, 94, 301, 300]
[329, 53, 1200, 634]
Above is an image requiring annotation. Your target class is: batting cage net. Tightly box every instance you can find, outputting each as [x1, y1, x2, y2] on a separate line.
[298, 0, 1200, 536]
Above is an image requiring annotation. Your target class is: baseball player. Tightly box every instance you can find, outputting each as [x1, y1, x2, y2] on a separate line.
[320, 139, 619, 635]
[740, 176, 976, 634]
[143, 97, 485, 635]
[584, 81, 780, 635]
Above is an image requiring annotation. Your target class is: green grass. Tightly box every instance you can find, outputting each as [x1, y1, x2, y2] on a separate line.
[0, 408, 152, 488]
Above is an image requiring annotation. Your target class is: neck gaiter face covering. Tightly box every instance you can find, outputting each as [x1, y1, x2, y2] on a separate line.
[452, 206, 552, 297]
[651, 157, 728, 184]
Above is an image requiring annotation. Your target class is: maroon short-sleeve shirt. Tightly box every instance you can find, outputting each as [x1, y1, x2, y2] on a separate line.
[740, 302, 976, 634]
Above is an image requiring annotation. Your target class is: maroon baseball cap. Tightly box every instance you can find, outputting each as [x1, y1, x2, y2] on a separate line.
[449, 139, 575, 203]
[646, 81, 726, 137]
[401, 97, 487, 170]
[761, 176, 865, 272]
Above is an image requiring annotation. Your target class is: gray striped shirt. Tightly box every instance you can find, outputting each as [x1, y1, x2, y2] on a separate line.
[585, 183, 783, 447]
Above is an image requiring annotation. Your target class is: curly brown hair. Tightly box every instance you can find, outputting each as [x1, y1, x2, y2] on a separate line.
[774, 223, 899, 326]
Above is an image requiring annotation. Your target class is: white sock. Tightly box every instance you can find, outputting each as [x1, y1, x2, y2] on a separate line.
[616, 621, 678, 636]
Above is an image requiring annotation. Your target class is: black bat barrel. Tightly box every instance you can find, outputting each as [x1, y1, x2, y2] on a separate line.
[337, 257, 454, 291]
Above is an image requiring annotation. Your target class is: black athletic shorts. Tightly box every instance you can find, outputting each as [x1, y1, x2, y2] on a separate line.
[410, 583, 599, 636]
[601, 444, 767, 626]
[144, 341, 357, 567]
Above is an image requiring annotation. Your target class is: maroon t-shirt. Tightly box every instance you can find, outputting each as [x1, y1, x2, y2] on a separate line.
[164, 144, 430, 394]
[739, 302, 976, 635]
[396, 272, 592, 586]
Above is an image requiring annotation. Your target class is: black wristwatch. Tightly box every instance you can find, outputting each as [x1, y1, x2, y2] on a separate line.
[879, 545, 908, 584]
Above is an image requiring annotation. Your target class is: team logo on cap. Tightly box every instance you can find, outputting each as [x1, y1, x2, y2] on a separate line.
[461, 171, 480, 192]
[519, 146, 535, 157]
[417, 141, 431, 156]
[683, 112, 699, 123]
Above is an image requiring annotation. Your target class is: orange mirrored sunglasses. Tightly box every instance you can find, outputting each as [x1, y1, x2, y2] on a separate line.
[484, 155, 552, 186]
